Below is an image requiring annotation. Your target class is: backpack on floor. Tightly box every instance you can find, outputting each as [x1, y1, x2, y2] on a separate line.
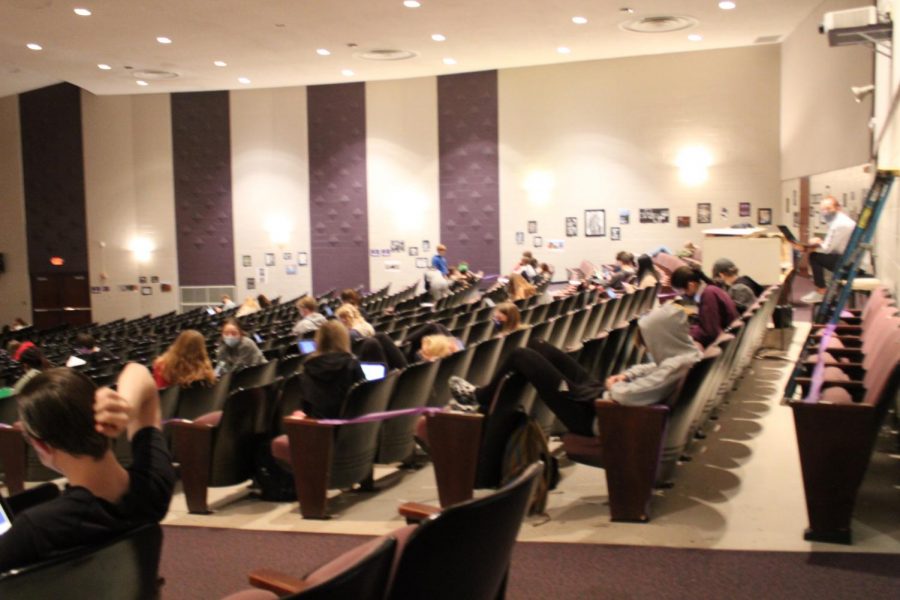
[253, 438, 297, 502]
[500, 411, 559, 516]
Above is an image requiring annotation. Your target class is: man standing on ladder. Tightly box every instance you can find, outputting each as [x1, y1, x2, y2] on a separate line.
[799, 196, 857, 304]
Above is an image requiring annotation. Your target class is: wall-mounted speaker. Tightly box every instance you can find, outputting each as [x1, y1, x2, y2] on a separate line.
[0, 253, 5, 273]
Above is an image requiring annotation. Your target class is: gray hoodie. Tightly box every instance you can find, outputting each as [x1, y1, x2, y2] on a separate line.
[292, 312, 327, 338]
[605, 303, 702, 406]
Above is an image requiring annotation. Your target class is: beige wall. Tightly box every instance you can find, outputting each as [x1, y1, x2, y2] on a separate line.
[781, 0, 874, 180]
[230, 87, 312, 305]
[0, 95, 30, 327]
[81, 91, 178, 323]
[499, 45, 781, 275]
[366, 77, 440, 293]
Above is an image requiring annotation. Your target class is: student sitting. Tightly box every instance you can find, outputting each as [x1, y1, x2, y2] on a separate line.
[635, 254, 661, 289]
[299, 321, 365, 419]
[214, 318, 266, 375]
[152, 330, 217, 389]
[711, 258, 762, 313]
[0, 363, 176, 572]
[235, 297, 261, 318]
[604, 251, 637, 290]
[670, 266, 739, 348]
[507, 273, 536, 302]
[12, 345, 51, 395]
[335, 304, 375, 342]
[356, 333, 409, 371]
[448, 303, 701, 436]
[340, 289, 370, 321]
[493, 302, 525, 336]
[291, 296, 328, 339]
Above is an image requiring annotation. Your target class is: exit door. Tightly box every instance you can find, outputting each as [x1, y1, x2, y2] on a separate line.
[31, 273, 92, 330]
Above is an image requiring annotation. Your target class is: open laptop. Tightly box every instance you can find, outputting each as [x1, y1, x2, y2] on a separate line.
[359, 362, 386, 381]
[777, 225, 800, 244]
[0, 496, 12, 535]
[297, 339, 317, 355]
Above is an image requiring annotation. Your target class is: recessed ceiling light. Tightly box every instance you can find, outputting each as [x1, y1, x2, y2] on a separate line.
[97, 63, 111, 70]
[688, 34, 703, 42]
[557, 46, 571, 54]
[403, 1, 421, 7]
[341, 69, 355, 76]
[316, 48, 331, 56]
[431, 33, 446, 42]
[213, 60, 227, 67]
[26, 43, 42, 51]
[73, 8, 92, 16]
[572, 16, 588, 25]
[156, 36, 172, 45]
[719, 1, 737, 9]
[238, 77, 251, 84]
[136, 80, 149, 86]
[442, 57, 456, 65]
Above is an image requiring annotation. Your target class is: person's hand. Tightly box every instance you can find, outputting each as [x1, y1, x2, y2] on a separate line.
[605, 374, 627, 388]
[291, 410, 309, 420]
[808, 237, 823, 247]
[94, 387, 133, 438]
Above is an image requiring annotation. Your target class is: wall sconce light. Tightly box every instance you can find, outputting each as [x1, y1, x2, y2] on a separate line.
[850, 84, 874, 103]
[676, 146, 713, 186]
[129, 236, 155, 263]
[264, 217, 292, 247]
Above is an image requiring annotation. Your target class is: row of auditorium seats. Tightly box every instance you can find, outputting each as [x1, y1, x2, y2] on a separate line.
[786, 285, 899, 544]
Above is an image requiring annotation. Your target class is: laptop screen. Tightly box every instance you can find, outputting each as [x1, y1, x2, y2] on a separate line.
[0, 497, 12, 536]
[297, 340, 317, 355]
[777, 225, 799, 244]
[360, 362, 386, 381]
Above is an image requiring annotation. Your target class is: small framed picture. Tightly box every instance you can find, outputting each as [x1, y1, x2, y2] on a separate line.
[246, 277, 256, 290]
[758, 208, 773, 225]
[369, 249, 379, 257]
[264, 253, 275, 267]
[391, 240, 405, 253]
[140, 286, 153, 296]
[585, 209, 606, 237]
[610, 227, 621, 241]
[160, 283, 172, 292]
[283, 252, 293, 261]
[527, 220, 538, 234]
[138, 276, 148, 284]
[721, 207, 729, 219]
[532, 236, 543, 247]
[408, 246, 419, 256]
[677, 216, 691, 228]
[565, 217, 577, 237]
[515, 231, 525, 245]
[618, 209, 630, 225]
[285, 264, 297, 275]
[415, 257, 428, 268]
[150, 275, 159, 283]
[697, 202, 711, 224]
[242, 255, 252, 267]
[547, 239, 565, 251]
[739, 202, 751, 218]
[422, 240, 430, 253]
[297, 252, 308, 266]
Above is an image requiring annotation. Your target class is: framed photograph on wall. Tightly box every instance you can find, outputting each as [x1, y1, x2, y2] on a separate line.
[565, 217, 577, 237]
[618, 209, 630, 225]
[246, 277, 256, 290]
[739, 202, 751, 218]
[141, 286, 152, 296]
[264, 253, 275, 267]
[697, 202, 711, 224]
[639, 208, 669, 224]
[677, 216, 690, 228]
[409, 246, 419, 256]
[242, 255, 252, 267]
[285, 264, 297, 275]
[758, 208, 773, 225]
[584, 209, 606, 237]
[390, 240, 405, 253]
[422, 240, 430, 253]
[297, 252, 308, 266]
[515, 231, 525, 245]
[610, 227, 621, 241]
[415, 257, 428, 268]
[527, 220, 538, 234]
[282, 252, 293, 261]
[532, 236, 543, 247]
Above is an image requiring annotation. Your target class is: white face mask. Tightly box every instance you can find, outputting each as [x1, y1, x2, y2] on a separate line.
[223, 335, 240, 348]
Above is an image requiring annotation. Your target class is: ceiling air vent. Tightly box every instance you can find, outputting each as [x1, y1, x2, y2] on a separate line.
[131, 69, 179, 80]
[754, 35, 782, 44]
[353, 49, 417, 61]
[620, 15, 698, 34]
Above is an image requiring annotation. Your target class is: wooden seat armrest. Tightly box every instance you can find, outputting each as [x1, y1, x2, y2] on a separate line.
[794, 377, 865, 390]
[398, 501, 441, 523]
[811, 324, 862, 332]
[248, 568, 310, 595]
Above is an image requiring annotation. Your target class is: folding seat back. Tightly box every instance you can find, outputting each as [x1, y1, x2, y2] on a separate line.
[430, 345, 476, 407]
[465, 337, 506, 387]
[581, 302, 607, 341]
[230, 360, 279, 391]
[377, 361, 440, 463]
[530, 301, 551, 325]
[494, 326, 532, 370]
[467, 320, 495, 346]
[158, 385, 180, 420]
[562, 307, 590, 350]
[277, 354, 305, 379]
[597, 296, 620, 332]
[175, 375, 232, 421]
[559, 294, 577, 315]
[207, 384, 279, 486]
[548, 312, 572, 349]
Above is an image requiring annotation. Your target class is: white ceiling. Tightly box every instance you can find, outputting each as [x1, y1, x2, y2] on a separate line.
[0, 0, 824, 98]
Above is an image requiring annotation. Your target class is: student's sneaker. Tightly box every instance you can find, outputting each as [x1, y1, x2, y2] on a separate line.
[446, 398, 480, 414]
[448, 375, 478, 406]
[801, 290, 825, 304]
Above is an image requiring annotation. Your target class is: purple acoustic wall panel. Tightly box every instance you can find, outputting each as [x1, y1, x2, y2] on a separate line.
[19, 83, 88, 275]
[437, 70, 500, 276]
[307, 83, 370, 294]
[171, 91, 235, 286]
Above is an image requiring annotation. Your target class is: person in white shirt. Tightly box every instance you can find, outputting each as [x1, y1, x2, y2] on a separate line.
[800, 196, 856, 304]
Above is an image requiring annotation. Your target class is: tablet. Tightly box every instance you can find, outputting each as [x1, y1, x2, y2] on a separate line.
[360, 362, 386, 381]
[297, 340, 317, 355]
[0, 496, 12, 536]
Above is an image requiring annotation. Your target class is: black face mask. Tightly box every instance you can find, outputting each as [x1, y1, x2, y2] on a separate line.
[492, 318, 502, 329]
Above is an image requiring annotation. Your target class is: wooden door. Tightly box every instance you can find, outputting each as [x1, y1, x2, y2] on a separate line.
[30, 274, 92, 330]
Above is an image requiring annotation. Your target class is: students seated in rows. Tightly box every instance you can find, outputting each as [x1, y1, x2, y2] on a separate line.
[513, 253, 538, 282]
[235, 296, 261, 318]
[418, 334, 462, 362]
[292, 296, 328, 339]
[214, 318, 266, 375]
[507, 273, 536, 302]
[13, 345, 51, 395]
[448, 304, 701, 435]
[298, 321, 365, 419]
[670, 266, 739, 348]
[493, 302, 524, 336]
[66, 333, 114, 368]
[711, 258, 762, 313]
[340, 289, 370, 321]
[604, 251, 637, 290]
[336, 303, 375, 342]
[424, 268, 451, 301]
[0, 363, 176, 572]
[152, 330, 217, 389]
[635, 254, 661, 289]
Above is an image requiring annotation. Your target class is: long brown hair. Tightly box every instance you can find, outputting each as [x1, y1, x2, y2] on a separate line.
[313, 320, 352, 355]
[156, 330, 216, 387]
[507, 273, 536, 301]
[495, 302, 522, 335]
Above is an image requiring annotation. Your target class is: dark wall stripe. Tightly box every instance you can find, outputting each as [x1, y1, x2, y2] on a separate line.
[19, 83, 88, 275]
[307, 83, 369, 295]
[437, 70, 500, 276]
[171, 91, 235, 287]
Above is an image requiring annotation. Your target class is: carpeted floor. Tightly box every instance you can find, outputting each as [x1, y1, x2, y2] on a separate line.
[159, 525, 900, 599]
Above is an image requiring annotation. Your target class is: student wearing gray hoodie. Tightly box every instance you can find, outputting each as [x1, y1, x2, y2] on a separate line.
[449, 303, 702, 436]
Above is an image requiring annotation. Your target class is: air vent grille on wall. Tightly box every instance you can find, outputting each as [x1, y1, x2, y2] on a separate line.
[620, 15, 698, 34]
[180, 286, 235, 313]
[754, 35, 782, 44]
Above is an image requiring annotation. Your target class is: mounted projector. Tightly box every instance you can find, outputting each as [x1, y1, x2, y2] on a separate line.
[820, 6, 878, 33]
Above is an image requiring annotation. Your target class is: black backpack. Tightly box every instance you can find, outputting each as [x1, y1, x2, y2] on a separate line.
[252, 438, 297, 502]
[500, 412, 560, 515]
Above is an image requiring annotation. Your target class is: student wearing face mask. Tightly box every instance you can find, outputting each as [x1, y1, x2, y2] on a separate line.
[493, 302, 523, 336]
[214, 318, 266, 375]
[670, 266, 739, 348]
[798, 196, 857, 304]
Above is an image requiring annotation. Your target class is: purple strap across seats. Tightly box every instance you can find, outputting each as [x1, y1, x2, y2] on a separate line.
[316, 406, 444, 426]
[804, 323, 837, 404]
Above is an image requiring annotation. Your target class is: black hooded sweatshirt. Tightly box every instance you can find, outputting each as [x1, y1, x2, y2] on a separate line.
[300, 352, 365, 419]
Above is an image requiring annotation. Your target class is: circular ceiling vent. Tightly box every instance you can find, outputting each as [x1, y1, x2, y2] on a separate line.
[131, 69, 179, 80]
[620, 15, 698, 34]
[353, 49, 417, 61]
